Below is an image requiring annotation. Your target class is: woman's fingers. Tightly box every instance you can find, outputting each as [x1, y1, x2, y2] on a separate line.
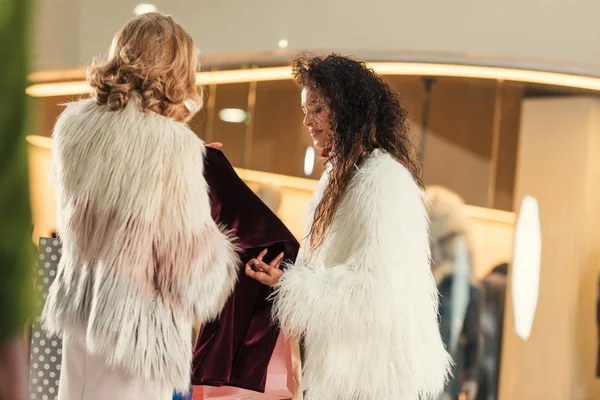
[245, 258, 283, 287]
[258, 260, 273, 274]
[245, 261, 257, 278]
[269, 252, 285, 269]
[256, 248, 268, 263]
[246, 257, 271, 276]
[246, 251, 284, 283]
[245, 265, 271, 285]
[261, 254, 284, 276]
[254, 271, 271, 284]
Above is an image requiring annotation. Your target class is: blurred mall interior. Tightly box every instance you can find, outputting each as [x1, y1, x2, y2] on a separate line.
[4, 0, 600, 399]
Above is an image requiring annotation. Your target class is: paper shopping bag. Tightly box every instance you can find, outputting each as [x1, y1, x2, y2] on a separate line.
[193, 333, 294, 399]
[29, 237, 63, 400]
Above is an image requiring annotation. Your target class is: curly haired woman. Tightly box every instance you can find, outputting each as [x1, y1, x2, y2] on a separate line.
[41, 13, 238, 400]
[245, 54, 452, 399]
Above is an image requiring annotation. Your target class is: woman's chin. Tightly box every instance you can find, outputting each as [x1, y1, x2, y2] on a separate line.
[312, 139, 325, 151]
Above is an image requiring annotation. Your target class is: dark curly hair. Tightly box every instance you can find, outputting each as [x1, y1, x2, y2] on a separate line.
[292, 54, 423, 251]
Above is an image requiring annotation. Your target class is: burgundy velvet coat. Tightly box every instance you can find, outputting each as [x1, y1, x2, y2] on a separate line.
[191, 148, 299, 392]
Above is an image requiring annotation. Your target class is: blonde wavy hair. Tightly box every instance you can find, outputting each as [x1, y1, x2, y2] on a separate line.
[87, 13, 201, 122]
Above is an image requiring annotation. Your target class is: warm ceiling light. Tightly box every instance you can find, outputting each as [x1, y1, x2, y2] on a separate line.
[372, 63, 600, 90]
[511, 195, 542, 341]
[26, 81, 90, 97]
[303, 146, 315, 176]
[28, 68, 85, 83]
[278, 39, 289, 49]
[26, 62, 600, 98]
[197, 67, 292, 85]
[134, 3, 157, 15]
[218, 108, 247, 123]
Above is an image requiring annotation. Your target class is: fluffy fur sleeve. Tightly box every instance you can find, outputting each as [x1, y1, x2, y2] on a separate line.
[273, 152, 451, 399]
[151, 128, 240, 323]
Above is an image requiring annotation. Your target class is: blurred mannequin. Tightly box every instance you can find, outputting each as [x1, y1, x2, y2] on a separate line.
[428, 186, 483, 400]
[0, 1, 35, 400]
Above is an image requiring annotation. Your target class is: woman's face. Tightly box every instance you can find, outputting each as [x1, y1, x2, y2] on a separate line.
[301, 87, 333, 151]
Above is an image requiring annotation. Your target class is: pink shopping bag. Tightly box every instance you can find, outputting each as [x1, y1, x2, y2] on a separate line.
[193, 333, 294, 399]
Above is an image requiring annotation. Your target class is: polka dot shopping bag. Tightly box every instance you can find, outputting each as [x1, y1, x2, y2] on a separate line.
[29, 237, 62, 400]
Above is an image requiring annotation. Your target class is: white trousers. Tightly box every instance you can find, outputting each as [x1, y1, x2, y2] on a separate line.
[57, 337, 172, 400]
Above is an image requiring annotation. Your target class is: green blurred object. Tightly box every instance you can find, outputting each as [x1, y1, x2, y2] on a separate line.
[0, 0, 36, 340]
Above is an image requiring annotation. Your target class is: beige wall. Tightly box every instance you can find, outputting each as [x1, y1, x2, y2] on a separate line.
[26, 136, 56, 242]
[423, 130, 491, 207]
[466, 205, 515, 279]
[499, 96, 600, 400]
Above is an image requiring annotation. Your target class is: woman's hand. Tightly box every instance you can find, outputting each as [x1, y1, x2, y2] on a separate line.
[245, 249, 284, 287]
[206, 142, 223, 149]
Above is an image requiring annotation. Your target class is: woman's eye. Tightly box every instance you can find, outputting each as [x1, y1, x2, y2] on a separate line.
[314, 107, 322, 113]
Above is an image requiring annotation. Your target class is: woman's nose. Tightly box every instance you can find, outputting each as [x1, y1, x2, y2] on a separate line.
[303, 113, 312, 127]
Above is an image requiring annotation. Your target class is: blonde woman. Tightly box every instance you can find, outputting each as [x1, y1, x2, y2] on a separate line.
[42, 13, 238, 400]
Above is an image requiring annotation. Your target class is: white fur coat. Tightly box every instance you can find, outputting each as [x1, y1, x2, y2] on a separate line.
[273, 150, 452, 400]
[41, 99, 239, 392]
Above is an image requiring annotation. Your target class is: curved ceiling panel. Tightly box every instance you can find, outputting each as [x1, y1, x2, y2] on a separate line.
[32, 0, 600, 75]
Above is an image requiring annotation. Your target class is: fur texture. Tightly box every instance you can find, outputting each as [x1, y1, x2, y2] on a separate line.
[42, 99, 239, 392]
[426, 185, 479, 397]
[273, 150, 452, 400]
